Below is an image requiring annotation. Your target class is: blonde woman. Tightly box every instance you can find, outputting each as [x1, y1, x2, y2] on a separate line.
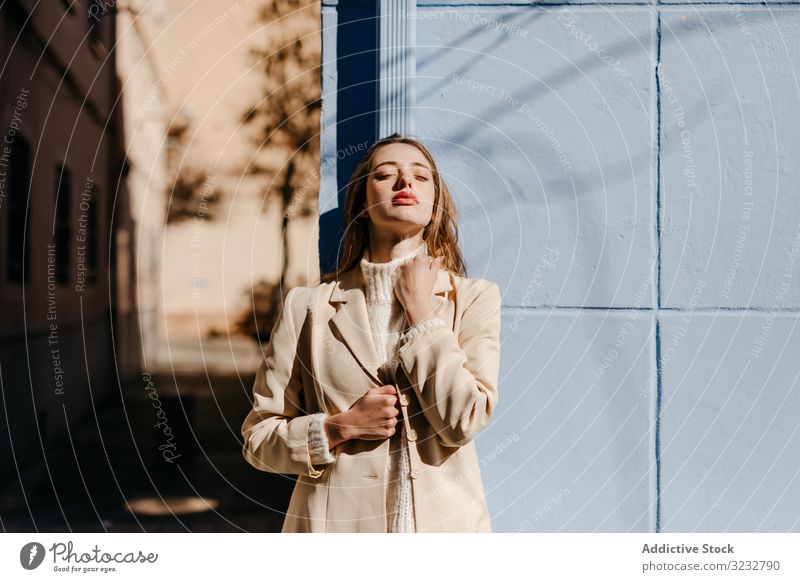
[241, 133, 502, 532]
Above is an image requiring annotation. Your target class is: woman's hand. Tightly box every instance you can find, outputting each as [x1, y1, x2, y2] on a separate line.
[393, 254, 444, 326]
[323, 385, 401, 447]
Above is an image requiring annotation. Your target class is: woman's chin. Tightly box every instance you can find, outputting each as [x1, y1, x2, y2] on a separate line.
[373, 207, 427, 225]
[384, 215, 427, 228]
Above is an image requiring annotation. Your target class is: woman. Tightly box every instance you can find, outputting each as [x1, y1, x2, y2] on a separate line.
[241, 133, 502, 533]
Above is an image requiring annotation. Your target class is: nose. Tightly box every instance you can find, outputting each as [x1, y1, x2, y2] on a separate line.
[396, 170, 412, 189]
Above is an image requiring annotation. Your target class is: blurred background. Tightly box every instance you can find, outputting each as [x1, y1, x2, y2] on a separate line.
[2, 0, 800, 534]
[0, 0, 321, 532]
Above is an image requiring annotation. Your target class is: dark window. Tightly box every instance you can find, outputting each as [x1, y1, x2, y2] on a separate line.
[55, 164, 72, 284]
[87, 0, 103, 46]
[6, 134, 31, 284]
[86, 190, 99, 285]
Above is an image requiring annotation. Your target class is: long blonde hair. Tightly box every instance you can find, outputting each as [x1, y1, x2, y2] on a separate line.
[320, 133, 466, 283]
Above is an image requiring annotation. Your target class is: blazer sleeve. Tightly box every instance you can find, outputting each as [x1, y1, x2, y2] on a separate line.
[397, 280, 502, 448]
[241, 286, 330, 478]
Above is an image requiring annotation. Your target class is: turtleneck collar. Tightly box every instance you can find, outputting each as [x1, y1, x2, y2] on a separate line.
[360, 241, 428, 303]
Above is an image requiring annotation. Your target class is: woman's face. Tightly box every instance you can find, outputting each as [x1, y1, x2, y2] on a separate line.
[363, 143, 436, 235]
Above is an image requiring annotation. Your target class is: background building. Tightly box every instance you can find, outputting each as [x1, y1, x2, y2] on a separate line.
[114, 0, 169, 379]
[0, 0, 320, 532]
[151, 0, 320, 372]
[0, 0, 125, 482]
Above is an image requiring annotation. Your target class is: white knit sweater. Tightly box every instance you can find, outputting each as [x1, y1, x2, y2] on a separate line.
[306, 242, 448, 532]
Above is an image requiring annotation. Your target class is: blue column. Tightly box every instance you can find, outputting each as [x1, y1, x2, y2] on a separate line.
[378, 0, 417, 137]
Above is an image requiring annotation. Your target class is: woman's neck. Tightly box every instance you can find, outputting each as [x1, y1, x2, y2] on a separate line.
[366, 230, 425, 264]
[360, 242, 427, 303]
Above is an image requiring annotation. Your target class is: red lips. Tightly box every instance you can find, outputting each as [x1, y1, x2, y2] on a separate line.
[392, 191, 419, 205]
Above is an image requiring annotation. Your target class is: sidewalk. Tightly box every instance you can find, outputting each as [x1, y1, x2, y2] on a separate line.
[0, 372, 292, 533]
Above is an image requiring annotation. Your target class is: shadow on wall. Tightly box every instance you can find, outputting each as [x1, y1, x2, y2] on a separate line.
[319, 1, 379, 276]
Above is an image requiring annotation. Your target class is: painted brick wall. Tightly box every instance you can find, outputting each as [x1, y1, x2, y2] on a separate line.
[321, 0, 800, 532]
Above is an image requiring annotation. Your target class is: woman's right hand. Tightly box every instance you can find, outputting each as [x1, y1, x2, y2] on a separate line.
[323, 385, 401, 448]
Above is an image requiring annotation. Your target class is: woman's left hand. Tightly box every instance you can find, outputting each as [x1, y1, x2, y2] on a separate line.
[393, 254, 444, 326]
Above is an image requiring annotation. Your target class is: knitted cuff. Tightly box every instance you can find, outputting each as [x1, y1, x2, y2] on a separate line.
[308, 412, 336, 465]
[400, 315, 448, 345]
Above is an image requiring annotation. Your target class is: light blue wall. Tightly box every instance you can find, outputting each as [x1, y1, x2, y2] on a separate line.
[321, 0, 800, 532]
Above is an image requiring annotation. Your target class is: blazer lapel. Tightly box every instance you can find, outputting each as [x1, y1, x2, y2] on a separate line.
[328, 262, 455, 387]
[430, 267, 455, 318]
[329, 265, 383, 386]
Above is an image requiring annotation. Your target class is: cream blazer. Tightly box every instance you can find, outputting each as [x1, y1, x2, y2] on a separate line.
[240, 262, 502, 532]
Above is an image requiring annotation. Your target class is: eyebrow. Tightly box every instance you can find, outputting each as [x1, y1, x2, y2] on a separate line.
[371, 161, 432, 173]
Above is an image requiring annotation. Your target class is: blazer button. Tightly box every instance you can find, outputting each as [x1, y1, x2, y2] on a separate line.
[407, 429, 417, 442]
[399, 394, 409, 406]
